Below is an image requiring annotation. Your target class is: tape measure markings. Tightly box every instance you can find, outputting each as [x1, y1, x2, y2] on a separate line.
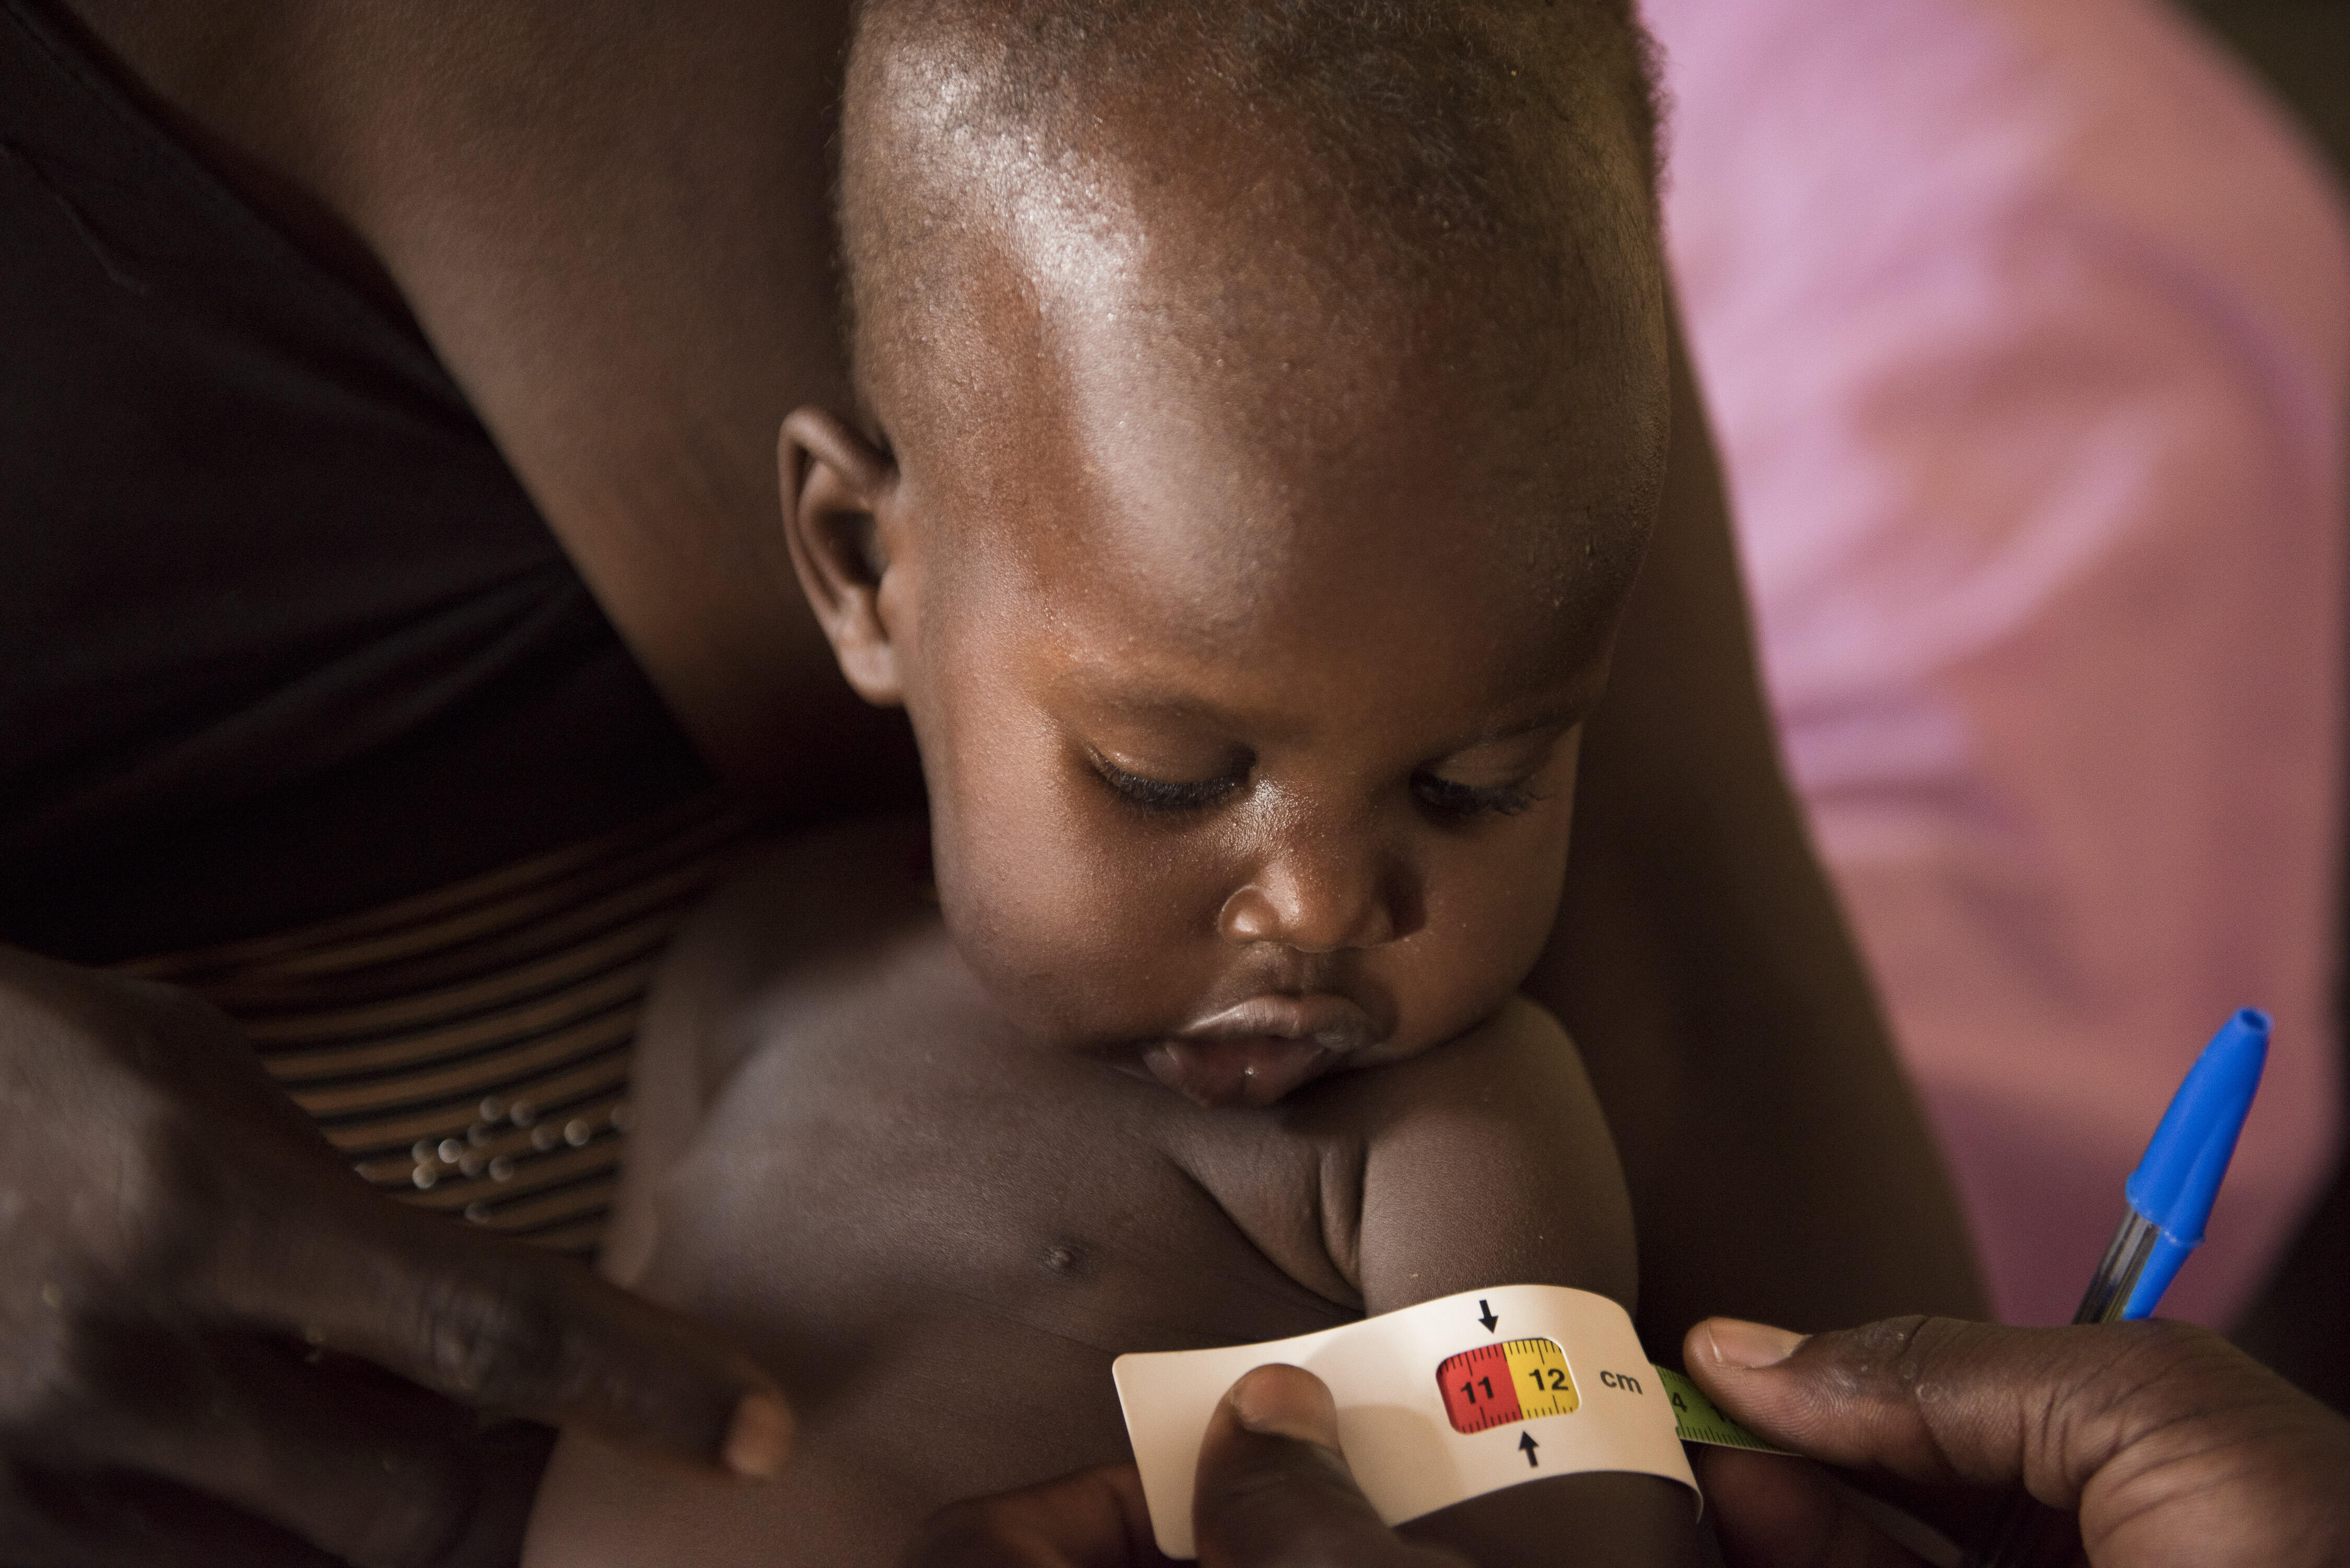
[1436, 1337, 1580, 1433]
[1115, 1284, 1710, 1557]
[1652, 1366, 1788, 1454]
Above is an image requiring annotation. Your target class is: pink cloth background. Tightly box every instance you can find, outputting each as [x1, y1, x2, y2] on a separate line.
[1644, 0, 2350, 1326]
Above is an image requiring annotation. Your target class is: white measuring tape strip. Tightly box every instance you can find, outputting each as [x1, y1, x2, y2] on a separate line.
[1114, 1283, 1779, 1559]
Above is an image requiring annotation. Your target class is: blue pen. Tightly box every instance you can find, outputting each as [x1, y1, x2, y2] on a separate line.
[1968, 1007, 2270, 1568]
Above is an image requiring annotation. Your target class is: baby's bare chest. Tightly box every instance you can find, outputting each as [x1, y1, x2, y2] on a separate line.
[625, 1024, 1360, 1562]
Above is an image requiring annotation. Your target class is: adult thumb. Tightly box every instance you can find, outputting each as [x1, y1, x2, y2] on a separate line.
[1682, 1315, 2350, 1568]
[1192, 1365, 1463, 1568]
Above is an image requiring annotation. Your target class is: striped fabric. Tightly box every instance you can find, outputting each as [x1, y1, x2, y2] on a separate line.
[114, 799, 763, 1258]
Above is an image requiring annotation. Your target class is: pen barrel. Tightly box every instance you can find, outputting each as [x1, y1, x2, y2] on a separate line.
[1972, 1010, 2265, 1568]
[2071, 1209, 2159, 1325]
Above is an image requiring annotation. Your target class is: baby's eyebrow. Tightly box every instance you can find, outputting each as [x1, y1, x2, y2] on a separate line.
[1062, 666, 1600, 753]
[1464, 712, 1574, 745]
[1081, 688, 1248, 727]
[1435, 705, 1588, 757]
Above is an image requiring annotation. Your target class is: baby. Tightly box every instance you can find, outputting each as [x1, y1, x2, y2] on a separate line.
[526, 0, 1699, 1562]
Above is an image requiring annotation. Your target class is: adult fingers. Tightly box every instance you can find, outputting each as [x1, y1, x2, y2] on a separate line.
[1192, 1364, 1466, 1568]
[86, 1331, 479, 1568]
[1692, 1446, 1931, 1568]
[210, 1187, 791, 1480]
[901, 1463, 1170, 1568]
[0, 948, 759, 1563]
[1683, 1315, 2350, 1568]
[0, 1457, 348, 1568]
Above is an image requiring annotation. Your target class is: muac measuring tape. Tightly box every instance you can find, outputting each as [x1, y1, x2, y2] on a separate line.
[1113, 1283, 1783, 1559]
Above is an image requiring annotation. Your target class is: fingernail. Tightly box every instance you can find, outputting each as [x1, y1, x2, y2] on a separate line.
[1228, 1364, 1341, 1448]
[723, 1393, 793, 1479]
[1705, 1318, 1805, 1370]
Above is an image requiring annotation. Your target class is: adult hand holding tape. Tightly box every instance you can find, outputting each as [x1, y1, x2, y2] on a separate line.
[1686, 1314, 2350, 1568]
[1112, 1284, 1700, 1558]
[903, 1284, 1711, 1567]
[900, 1363, 1464, 1568]
[899, 1309, 2350, 1567]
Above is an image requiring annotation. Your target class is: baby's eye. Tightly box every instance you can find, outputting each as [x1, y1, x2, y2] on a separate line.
[1412, 772, 1542, 820]
[1092, 756, 1246, 814]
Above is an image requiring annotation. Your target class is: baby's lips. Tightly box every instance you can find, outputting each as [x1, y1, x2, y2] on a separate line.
[1186, 992, 1379, 1051]
[1144, 991, 1383, 1107]
[1142, 1035, 1338, 1109]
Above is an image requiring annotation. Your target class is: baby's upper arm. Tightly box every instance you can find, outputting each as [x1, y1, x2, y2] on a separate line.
[1302, 1001, 1702, 1568]
[600, 819, 925, 1284]
[1328, 996, 1640, 1319]
[595, 846, 790, 1286]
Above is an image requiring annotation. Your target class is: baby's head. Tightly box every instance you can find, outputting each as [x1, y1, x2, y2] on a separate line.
[785, 0, 1667, 1107]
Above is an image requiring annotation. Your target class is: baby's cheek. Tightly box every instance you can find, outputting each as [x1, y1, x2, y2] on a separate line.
[943, 783, 1221, 1040]
[1405, 832, 1572, 1028]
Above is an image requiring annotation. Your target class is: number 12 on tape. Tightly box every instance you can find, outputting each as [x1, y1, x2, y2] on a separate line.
[1437, 1338, 1579, 1433]
[1112, 1284, 1702, 1559]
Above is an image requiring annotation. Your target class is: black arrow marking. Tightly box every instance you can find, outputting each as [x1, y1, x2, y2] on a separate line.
[1478, 1300, 1499, 1333]
[1518, 1431, 1540, 1468]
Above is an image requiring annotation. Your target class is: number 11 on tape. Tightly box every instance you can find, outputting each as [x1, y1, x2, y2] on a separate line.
[1437, 1338, 1579, 1433]
[1112, 1284, 1704, 1558]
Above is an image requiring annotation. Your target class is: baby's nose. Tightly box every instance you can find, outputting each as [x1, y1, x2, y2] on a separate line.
[1217, 840, 1417, 953]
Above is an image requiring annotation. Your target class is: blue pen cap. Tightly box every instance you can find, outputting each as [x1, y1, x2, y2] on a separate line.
[2120, 1008, 2269, 1318]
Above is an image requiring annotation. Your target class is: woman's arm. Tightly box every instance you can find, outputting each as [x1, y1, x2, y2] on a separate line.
[1528, 313, 1989, 1347]
[53, 0, 900, 798]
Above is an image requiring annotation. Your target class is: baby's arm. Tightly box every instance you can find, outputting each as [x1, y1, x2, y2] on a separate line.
[1304, 997, 1706, 1567]
[597, 818, 923, 1287]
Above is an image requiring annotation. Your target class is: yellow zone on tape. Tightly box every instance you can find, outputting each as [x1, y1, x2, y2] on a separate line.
[1502, 1337, 1581, 1419]
[1651, 1366, 1789, 1454]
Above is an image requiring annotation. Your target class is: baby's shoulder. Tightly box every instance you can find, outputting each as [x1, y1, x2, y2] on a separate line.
[1295, 995, 1601, 1164]
[651, 810, 938, 1083]
[601, 811, 940, 1279]
[666, 810, 936, 991]
[1284, 997, 1640, 1317]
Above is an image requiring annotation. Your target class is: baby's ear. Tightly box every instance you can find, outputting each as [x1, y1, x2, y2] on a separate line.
[781, 407, 907, 706]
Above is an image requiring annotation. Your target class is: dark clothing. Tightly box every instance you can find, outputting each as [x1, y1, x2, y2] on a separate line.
[0, 0, 709, 963]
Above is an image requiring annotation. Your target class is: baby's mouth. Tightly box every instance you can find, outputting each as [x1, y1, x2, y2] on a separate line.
[1143, 995, 1379, 1109]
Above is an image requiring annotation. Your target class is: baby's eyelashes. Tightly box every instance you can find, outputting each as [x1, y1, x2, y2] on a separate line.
[1409, 722, 1578, 822]
[1089, 752, 1251, 814]
[1409, 773, 1545, 820]
[1085, 753, 1556, 822]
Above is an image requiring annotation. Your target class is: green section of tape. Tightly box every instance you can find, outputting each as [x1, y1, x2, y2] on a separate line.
[1650, 1366, 1789, 1455]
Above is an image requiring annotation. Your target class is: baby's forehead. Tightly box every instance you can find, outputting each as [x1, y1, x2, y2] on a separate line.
[880, 199, 1654, 664]
[841, 0, 1668, 470]
[842, 0, 1671, 646]
[918, 214, 1650, 604]
[981, 471, 1632, 751]
[864, 85, 1480, 413]
[943, 352, 1646, 687]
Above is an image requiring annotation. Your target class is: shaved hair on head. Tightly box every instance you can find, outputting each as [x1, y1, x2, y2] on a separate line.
[830, 0, 1673, 592]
